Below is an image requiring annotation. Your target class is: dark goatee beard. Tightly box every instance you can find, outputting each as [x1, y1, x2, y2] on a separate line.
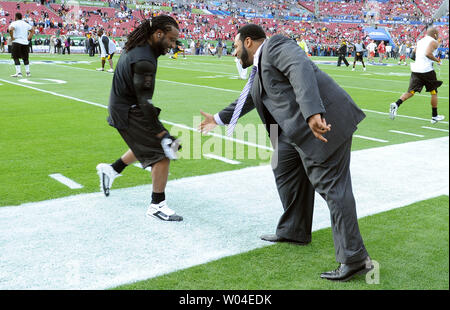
[241, 47, 252, 69]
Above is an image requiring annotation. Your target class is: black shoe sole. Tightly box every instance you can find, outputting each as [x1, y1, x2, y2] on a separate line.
[101, 174, 110, 197]
[260, 235, 309, 246]
[149, 212, 183, 222]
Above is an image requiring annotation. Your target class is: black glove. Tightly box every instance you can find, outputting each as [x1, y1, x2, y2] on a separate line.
[161, 133, 182, 160]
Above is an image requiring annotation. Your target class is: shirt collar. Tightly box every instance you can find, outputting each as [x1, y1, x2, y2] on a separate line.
[253, 39, 266, 70]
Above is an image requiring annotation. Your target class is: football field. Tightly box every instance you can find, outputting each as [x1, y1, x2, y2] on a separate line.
[0, 53, 448, 290]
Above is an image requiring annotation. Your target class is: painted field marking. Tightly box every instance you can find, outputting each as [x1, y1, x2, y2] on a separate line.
[203, 153, 241, 165]
[17, 78, 67, 85]
[1, 72, 447, 153]
[49, 173, 83, 189]
[362, 108, 449, 124]
[421, 126, 449, 132]
[354, 135, 389, 143]
[0, 77, 274, 152]
[3, 77, 445, 150]
[47, 62, 450, 101]
[0, 137, 447, 289]
[389, 130, 425, 137]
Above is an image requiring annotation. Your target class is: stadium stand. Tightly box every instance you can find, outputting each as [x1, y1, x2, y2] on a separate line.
[0, 0, 448, 52]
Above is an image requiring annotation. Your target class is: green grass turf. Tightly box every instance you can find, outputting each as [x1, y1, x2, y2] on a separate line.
[1, 54, 448, 206]
[0, 53, 448, 291]
[114, 195, 449, 290]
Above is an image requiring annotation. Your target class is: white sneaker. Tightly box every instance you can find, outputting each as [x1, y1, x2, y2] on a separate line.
[11, 73, 22, 77]
[96, 163, 121, 196]
[146, 200, 183, 221]
[96, 68, 104, 71]
[389, 102, 398, 120]
[363, 67, 366, 71]
[431, 115, 445, 124]
[352, 68, 355, 71]
[26, 72, 31, 77]
[107, 68, 114, 73]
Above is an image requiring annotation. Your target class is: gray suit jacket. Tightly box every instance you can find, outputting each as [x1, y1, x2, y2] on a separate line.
[218, 35, 365, 163]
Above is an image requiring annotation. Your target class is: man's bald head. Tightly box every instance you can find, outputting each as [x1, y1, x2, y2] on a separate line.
[427, 27, 439, 40]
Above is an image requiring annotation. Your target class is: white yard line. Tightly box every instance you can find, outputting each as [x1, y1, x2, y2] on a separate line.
[354, 135, 388, 143]
[48, 173, 83, 189]
[2, 76, 447, 154]
[339, 84, 449, 100]
[203, 153, 241, 165]
[421, 126, 449, 132]
[0, 137, 447, 289]
[362, 108, 449, 124]
[389, 130, 424, 137]
[44, 62, 450, 101]
[0, 78, 271, 152]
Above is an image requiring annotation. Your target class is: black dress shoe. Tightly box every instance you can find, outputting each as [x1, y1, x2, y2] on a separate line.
[260, 234, 309, 246]
[320, 257, 373, 282]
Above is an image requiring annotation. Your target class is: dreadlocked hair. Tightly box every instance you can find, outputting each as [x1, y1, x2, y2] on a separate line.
[124, 15, 179, 52]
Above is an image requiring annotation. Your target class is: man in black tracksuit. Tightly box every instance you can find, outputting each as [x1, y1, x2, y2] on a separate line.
[96, 15, 185, 222]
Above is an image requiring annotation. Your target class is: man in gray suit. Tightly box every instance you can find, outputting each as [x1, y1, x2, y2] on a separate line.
[199, 24, 372, 281]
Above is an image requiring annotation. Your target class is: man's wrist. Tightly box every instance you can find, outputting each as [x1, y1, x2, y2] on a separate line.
[213, 113, 224, 126]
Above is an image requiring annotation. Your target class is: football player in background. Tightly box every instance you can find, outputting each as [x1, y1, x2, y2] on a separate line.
[389, 27, 444, 124]
[170, 40, 185, 59]
[96, 28, 116, 72]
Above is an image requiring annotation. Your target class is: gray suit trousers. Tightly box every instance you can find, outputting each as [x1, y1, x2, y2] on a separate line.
[271, 133, 368, 264]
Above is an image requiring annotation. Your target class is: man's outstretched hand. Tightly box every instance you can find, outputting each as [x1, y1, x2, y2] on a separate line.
[198, 110, 218, 134]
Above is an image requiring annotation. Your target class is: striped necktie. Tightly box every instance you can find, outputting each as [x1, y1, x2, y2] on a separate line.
[226, 65, 258, 136]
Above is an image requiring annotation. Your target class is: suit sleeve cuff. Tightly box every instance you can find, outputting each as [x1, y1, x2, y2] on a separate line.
[214, 113, 225, 126]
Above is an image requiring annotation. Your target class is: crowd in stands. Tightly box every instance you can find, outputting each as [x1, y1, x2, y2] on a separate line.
[414, 0, 445, 17]
[0, 0, 448, 53]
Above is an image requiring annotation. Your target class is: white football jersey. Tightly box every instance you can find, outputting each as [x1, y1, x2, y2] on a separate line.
[8, 20, 32, 45]
[410, 35, 437, 73]
[99, 34, 117, 57]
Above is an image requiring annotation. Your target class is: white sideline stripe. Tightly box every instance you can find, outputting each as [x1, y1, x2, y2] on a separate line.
[0, 78, 106, 109]
[158, 79, 240, 93]
[48, 173, 83, 189]
[353, 135, 388, 143]
[30, 64, 450, 122]
[389, 130, 424, 137]
[203, 153, 241, 165]
[161, 119, 273, 151]
[362, 108, 449, 124]
[49, 62, 450, 100]
[2, 77, 446, 150]
[0, 137, 447, 289]
[421, 126, 449, 132]
[0, 78, 272, 152]
[339, 84, 449, 100]
[2, 74, 446, 127]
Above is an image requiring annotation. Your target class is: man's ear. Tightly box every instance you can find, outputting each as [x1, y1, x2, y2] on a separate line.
[244, 37, 252, 49]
